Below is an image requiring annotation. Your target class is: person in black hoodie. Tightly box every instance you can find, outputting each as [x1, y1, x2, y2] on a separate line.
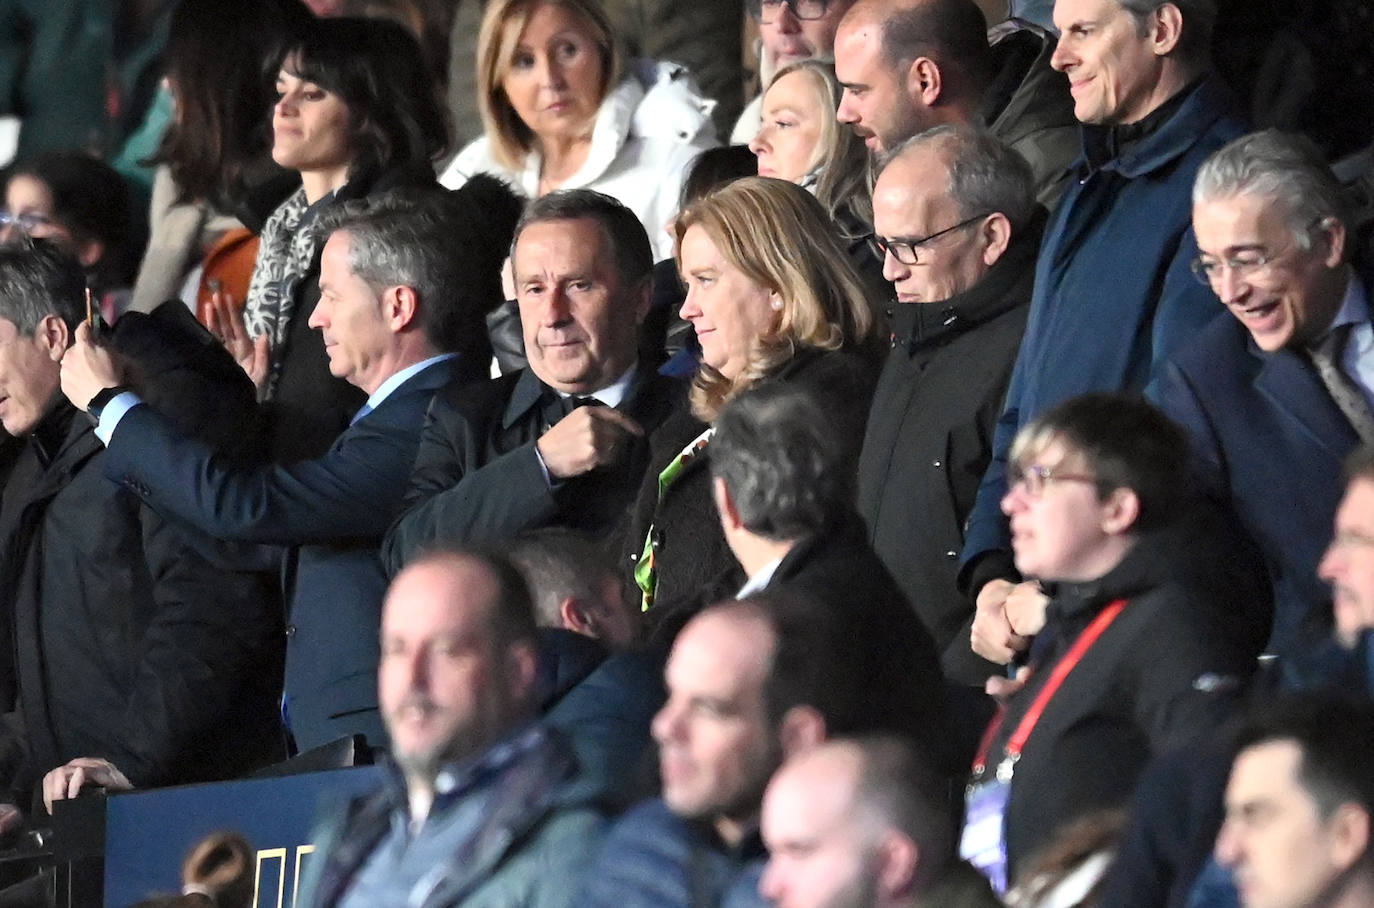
[959, 392, 1268, 892]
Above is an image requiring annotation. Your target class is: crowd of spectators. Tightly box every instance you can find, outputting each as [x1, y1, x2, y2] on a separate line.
[2, 0, 1374, 906]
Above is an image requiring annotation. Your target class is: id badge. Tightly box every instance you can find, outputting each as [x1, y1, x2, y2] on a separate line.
[960, 776, 1011, 894]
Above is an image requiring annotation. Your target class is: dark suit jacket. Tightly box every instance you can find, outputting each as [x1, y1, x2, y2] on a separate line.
[1151, 307, 1358, 671]
[382, 364, 683, 575]
[763, 516, 958, 773]
[102, 356, 484, 752]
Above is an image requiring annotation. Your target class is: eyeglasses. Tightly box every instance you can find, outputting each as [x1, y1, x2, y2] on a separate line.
[0, 212, 52, 235]
[1189, 218, 1329, 288]
[868, 212, 991, 265]
[1188, 249, 1284, 288]
[1007, 463, 1099, 498]
[749, 0, 831, 22]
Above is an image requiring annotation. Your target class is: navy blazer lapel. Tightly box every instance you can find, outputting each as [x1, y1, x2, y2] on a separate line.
[1254, 346, 1360, 458]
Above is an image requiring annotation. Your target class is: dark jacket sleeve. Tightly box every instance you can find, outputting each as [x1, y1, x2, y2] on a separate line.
[382, 391, 557, 574]
[104, 401, 416, 545]
[109, 501, 280, 786]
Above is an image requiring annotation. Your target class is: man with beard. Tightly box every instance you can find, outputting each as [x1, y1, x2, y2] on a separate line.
[297, 550, 607, 908]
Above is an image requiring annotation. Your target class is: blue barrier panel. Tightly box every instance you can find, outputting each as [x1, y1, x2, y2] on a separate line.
[103, 766, 383, 908]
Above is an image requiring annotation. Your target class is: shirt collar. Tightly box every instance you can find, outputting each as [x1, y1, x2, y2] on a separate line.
[362, 353, 457, 416]
[736, 555, 785, 599]
[1326, 269, 1368, 336]
[552, 361, 638, 409]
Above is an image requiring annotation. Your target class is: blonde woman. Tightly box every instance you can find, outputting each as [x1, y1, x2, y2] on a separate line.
[750, 59, 871, 237]
[626, 176, 881, 630]
[439, 0, 718, 259]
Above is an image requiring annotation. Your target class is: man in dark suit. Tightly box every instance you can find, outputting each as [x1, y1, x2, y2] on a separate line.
[382, 189, 681, 577]
[710, 381, 956, 769]
[1153, 129, 1372, 684]
[58, 190, 499, 753]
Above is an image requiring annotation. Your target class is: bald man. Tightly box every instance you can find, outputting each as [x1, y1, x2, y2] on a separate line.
[760, 737, 1001, 907]
[833, 0, 1076, 205]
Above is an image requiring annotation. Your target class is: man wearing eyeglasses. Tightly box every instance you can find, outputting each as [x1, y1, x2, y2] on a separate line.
[730, 0, 859, 143]
[1153, 129, 1370, 685]
[857, 127, 1045, 688]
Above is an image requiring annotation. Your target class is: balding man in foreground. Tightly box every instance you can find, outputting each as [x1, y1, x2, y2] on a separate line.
[299, 549, 606, 908]
[760, 737, 1000, 908]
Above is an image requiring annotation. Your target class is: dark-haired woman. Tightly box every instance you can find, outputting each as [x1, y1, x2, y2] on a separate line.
[129, 0, 312, 316]
[218, 16, 450, 462]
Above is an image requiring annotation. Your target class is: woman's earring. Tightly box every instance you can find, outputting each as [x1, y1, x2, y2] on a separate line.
[771, 296, 783, 311]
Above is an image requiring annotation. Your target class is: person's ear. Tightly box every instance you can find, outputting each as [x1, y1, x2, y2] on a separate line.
[505, 639, 539, 704]
[75, 238, 105, 270]
[559, 597, 597, 637]
[906, 57, 943, 107]
[1100, 487, 1141, 535]
[386, 284, 421, 332]
[1328, 804, 1371, 873]
[1317, 216, 1347, 269]
[980, 213, 1013, 266]
[1149, 3, 1184, 56]
[713, 476, 743, 531]
[875, 833, 920, 899]
[36, 314, 70, 361]
[777, 705, 827, 758]
[631, 276, 653, 327]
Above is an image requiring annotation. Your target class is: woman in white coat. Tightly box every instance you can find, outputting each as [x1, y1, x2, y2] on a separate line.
[440, 0, 718, 259]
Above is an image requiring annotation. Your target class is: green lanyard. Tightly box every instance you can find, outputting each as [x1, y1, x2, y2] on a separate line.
[635, 427, 714, 611]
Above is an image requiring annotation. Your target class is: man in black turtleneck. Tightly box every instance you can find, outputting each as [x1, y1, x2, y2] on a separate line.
[962, 0, 1247, 672]
[860, 127, 1044, 688]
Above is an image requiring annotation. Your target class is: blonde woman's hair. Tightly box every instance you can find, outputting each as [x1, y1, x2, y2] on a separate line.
[766, 60, 872, 233]
[674, 176, 876, 422]
[476, 0, 622, 170]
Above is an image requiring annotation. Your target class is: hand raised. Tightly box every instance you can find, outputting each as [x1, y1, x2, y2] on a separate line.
[536, 405, 644, 479]
[59, 321, 124, 410]
[207, 290, 269, 392]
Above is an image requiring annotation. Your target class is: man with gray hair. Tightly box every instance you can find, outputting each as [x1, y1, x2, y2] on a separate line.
[1153, 129, 1372, 683]
[711, 381, 954, 764]
[859, 127, 1043, 686]
[58, 187, 504, 754]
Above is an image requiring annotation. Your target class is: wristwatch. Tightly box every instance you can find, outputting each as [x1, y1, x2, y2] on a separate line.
[85, 385, 131, 424]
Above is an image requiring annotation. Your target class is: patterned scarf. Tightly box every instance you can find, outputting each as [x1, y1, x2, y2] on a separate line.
[242, 187, 321, 398]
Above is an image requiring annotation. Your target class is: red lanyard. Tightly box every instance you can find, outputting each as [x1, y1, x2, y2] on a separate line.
[972, 598, 1128, 780]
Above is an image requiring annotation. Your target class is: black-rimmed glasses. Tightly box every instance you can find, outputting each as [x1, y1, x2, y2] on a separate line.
[1007, 463, 1099, 498]
[748, 0, 830, 22]
[868, 212, 991, 265]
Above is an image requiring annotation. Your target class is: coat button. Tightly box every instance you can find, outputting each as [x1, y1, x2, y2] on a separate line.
[946, 550, 958, 559]
[285, 624, 296, 638]
[932, 460, 942, 468]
